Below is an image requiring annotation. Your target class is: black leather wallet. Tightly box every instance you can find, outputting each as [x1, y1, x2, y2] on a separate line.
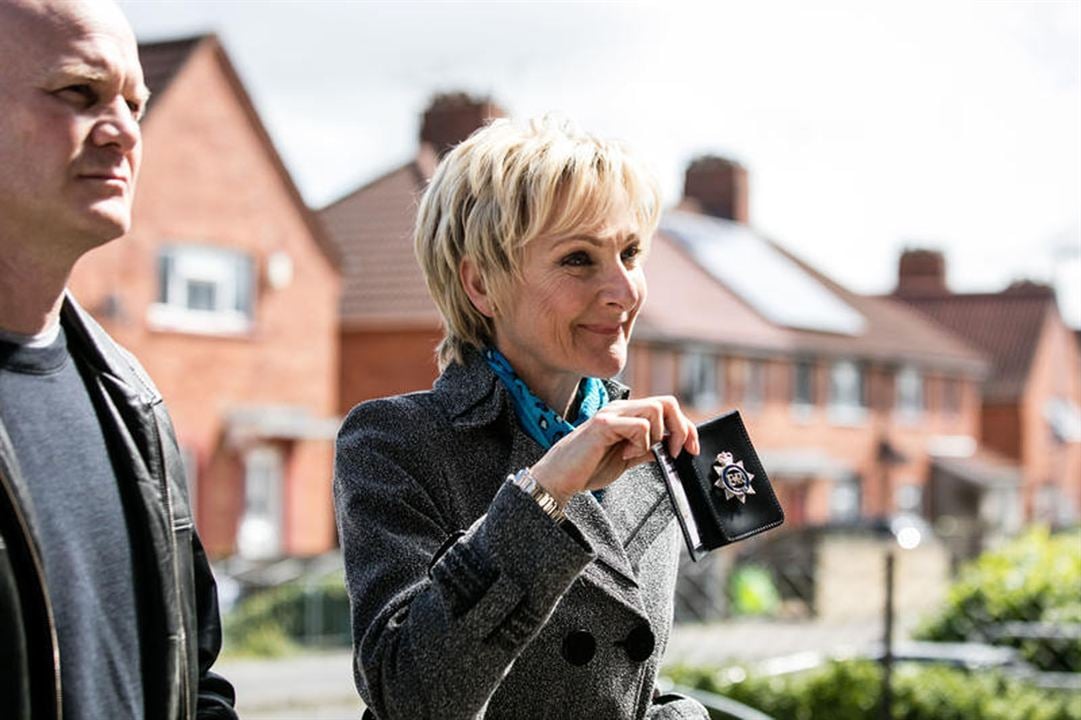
[651, 410, 785, 560]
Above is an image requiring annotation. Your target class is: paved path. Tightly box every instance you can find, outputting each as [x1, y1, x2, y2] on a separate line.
[219, 617, 917, 718]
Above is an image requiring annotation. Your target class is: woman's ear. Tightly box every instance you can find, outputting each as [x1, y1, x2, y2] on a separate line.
[460, 258, 496, 318]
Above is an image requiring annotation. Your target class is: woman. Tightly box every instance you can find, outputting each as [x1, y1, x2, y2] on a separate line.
[334, 116, 708, 719]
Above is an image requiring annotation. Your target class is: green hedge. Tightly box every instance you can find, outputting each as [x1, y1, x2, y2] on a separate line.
[223, 571, 352, 657]
[665, 660, 1081, 720]
[915, 527, 1081, 672]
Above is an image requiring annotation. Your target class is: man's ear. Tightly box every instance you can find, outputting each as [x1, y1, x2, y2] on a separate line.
[460, 258, 496, 318]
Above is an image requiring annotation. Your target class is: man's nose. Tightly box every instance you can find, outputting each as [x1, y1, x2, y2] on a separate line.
[89, 98, 141, 153]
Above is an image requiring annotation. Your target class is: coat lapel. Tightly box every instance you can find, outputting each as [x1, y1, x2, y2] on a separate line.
[435, 350, 669, 611]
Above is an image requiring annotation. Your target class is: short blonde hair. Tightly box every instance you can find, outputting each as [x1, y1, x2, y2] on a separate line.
[415, 115, 662, 369]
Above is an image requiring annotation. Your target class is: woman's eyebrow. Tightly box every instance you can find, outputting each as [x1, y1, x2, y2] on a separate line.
[552, 232, 639, 249]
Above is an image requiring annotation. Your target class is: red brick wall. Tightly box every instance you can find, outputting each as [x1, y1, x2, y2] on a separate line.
[69, 42, 340, 557]
[1018, 310, 1081, 522]
[630, 343, 981, 526]
[339, 326, 443, 412]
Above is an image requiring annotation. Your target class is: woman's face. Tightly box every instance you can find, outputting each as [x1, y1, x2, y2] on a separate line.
[492, 203, 647, 402]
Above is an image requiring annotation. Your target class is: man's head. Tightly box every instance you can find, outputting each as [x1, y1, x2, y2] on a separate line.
[0, 0, 148, 260]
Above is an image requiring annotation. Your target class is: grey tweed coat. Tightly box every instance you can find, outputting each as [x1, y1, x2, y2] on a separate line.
[334, 349, 708, 720]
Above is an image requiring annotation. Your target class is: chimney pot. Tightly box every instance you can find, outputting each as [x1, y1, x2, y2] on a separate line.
[895, 248, 949, 297]
[682, 155, 749, 224]
[419, 92, 506, 157]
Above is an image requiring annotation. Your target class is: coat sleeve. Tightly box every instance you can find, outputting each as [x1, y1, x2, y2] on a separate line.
[647, 694, 711, 719]
[334, 399, 595, 720]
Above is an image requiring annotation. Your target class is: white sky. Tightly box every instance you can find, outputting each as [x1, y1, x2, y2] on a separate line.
[119, 0, 1081, 327]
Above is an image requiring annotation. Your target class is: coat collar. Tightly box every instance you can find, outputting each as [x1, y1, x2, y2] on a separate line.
[433, 346, 632, 428]
[434, 347, 667, 596]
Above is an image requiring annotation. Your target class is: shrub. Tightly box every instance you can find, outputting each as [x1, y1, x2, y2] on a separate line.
[664, 660, 1081, 720]
[915, 527, 1081, 672]
[223, 571, 351, 657]
[729, 564, 782, 617]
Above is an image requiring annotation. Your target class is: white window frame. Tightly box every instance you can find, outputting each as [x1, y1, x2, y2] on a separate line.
[679, 350, 719, 409]
[828, 359, 867, 425]
[829, 474, 861, 522]
[236, 445, 284, 560]
[743, 359, 765, 410]
[148, 244, 255, 335]
[791, 359, 817, 421]
[894, 365, 924, 423]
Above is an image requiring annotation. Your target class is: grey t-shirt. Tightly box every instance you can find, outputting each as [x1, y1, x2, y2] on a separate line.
[0, 325, 144, 719]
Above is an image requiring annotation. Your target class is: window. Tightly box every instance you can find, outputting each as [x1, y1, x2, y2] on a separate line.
[895, 366, 924, 421]
[791, 359, 817, 421]
[828, 359, 866, 424]
[679, 351, 718, 409]
[149, 244, 255, 334]
[793, 360, 816, 406]
[830, 474, 861, 522]
[236, 445, 283, 560]
[744, 359, 765, 410]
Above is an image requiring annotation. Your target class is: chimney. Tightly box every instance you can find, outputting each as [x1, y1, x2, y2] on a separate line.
[419, 92, 506, 158]
[682, 155, 750, 224]
[895, 249, 949, 297]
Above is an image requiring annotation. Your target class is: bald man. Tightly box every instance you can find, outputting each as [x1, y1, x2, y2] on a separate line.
[0, 1, 236, 717]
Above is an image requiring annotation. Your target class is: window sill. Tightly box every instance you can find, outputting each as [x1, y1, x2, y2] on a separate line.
[147, 303, 253, 337]
[827, 405, 868, 427]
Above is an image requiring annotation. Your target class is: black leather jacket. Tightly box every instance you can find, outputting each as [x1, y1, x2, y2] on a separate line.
[0, 297, 237, 719]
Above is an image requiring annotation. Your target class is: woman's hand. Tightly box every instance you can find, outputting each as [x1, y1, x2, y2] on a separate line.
[528, 396, 700, 507]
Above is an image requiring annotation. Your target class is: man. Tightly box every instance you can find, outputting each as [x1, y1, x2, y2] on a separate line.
[0, 1, 237, 717]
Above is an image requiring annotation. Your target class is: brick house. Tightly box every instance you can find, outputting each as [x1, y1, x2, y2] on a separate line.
[320, 94, 505, 413]
[626, 157, 989, 530]
[68, 35, 341, 560]
[320, 94, 996, 535]
[893, 251, 1081, 528]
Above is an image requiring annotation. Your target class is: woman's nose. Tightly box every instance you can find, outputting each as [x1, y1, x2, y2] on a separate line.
[601, 261, 641, 311]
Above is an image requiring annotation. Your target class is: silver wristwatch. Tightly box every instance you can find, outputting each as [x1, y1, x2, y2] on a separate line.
[508, 467, 566, 524]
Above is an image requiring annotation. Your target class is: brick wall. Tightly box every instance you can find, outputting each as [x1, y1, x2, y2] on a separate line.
[629, 343, 981, 526]
[339, 326, 443, 412]
[69, 41, 340, 557]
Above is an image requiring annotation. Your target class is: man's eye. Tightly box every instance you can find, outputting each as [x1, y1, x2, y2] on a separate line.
[561, 251, 592, 268]
[58, 84, 98, 106]
[126, 99, 144, 121]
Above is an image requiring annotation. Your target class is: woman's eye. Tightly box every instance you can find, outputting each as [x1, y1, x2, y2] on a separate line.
[621, 245, 642, 264]
[561, 251, 592, 268]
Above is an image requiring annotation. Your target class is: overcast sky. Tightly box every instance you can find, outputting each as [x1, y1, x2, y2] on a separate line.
[118, 0, 1081, 327]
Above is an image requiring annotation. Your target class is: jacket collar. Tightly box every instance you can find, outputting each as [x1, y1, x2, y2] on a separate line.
[60, 292, 161, 406]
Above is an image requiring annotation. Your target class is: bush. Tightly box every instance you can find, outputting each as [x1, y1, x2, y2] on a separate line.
[729, 564, 782, 617]
[915, 527, 1081, 672]
[223, 571, 351, 657]
[664, 660, 1081, 720]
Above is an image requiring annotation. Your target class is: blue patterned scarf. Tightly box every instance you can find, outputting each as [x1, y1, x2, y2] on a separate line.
[484, 347, 609, 450]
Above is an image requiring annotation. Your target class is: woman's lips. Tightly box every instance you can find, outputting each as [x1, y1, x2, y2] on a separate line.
[580, 323, 623, 336]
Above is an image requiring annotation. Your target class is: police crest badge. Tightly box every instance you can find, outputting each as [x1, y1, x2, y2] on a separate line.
[652, 410, 785, 560]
